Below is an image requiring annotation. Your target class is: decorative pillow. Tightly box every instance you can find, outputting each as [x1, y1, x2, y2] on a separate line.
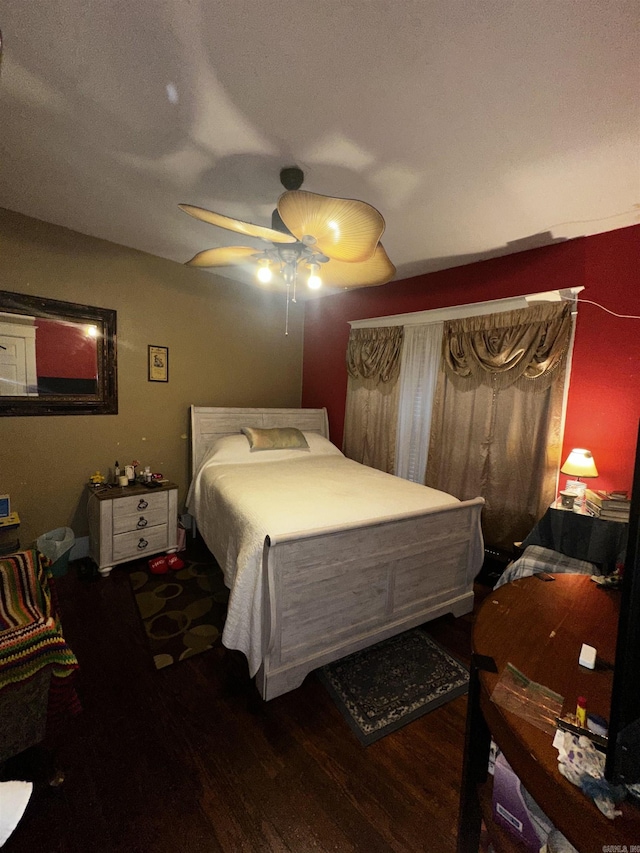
[198, 432, 343, 468]
[241, 426, 310, 452]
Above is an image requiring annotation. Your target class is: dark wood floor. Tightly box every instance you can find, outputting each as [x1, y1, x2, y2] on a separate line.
[3, 539, 491, 853]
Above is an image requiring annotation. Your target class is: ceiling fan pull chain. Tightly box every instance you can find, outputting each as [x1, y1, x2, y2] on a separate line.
[285, 281, 290, 336]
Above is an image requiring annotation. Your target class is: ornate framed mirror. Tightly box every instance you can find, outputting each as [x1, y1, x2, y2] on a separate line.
[0, 290, 117, 416]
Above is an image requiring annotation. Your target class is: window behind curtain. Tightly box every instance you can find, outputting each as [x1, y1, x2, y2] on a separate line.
[426, 303, 572, 552]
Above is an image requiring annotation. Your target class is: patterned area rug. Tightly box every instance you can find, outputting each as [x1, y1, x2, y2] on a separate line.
[318, 629, 469, 745]
[129, 559, 229, 670]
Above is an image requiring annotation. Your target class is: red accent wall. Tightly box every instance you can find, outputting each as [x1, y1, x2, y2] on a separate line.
[35, 319, 98, 379]
[302, 224, 640, 494]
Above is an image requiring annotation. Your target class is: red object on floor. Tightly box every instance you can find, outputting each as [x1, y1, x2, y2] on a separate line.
[148, 556, 168, 574]
[166, 554, 185, 571]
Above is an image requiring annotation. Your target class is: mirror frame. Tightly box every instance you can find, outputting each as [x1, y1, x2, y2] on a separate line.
[0, 290, 117, 416]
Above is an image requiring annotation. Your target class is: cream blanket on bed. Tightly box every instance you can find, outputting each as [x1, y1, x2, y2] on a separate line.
[187, 454, 460, 676]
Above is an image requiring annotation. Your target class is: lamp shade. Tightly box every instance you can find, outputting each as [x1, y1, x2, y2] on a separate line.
[560, 448, 598, 478]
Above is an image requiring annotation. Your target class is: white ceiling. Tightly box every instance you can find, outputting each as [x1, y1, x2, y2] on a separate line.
[1, 1, 639, 294]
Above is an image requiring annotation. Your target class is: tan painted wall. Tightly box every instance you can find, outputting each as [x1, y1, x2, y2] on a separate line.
[0, 208, 304, 547]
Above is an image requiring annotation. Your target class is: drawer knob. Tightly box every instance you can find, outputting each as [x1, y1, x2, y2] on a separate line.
[137, 517, 148, 528]
[137, 499, 149, 510]
[137, 538, 149, 550]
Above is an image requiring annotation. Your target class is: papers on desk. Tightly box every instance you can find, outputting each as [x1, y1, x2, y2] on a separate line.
[491, 663, 564, 736]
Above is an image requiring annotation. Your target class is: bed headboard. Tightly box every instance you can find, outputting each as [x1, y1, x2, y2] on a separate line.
[190, 406, 330, 477]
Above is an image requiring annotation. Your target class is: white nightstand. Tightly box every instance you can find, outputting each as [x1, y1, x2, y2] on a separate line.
[87, 482, 179, 577]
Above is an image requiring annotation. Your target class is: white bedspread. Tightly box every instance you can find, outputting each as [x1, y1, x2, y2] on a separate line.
[187, 452, 460, 676]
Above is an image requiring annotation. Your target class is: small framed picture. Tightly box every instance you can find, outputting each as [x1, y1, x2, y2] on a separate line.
[148, 345, 169, 382]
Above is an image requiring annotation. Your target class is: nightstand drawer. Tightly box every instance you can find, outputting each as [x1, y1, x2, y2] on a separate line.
[112, 505, 169, 535]
[113, 524, 168, 562]
[87, 482, 178, 577]
[112, 491, 168, 518]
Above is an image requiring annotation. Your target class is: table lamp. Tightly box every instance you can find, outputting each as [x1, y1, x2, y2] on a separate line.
[560, 448, 599, 481]
[560, 448, 598, 507]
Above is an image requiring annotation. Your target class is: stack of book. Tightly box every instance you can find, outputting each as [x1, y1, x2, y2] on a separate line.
[585, 489, 631, 522]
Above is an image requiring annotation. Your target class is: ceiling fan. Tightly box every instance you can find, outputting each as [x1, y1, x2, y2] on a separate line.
[179, 167, 396, 322]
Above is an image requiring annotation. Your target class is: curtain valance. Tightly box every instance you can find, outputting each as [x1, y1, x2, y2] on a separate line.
[346, 326, 404, 383]
[442, 303, 572, 391]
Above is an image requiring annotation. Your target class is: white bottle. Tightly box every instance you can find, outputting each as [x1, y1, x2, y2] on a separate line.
[144, 466, 152, 483]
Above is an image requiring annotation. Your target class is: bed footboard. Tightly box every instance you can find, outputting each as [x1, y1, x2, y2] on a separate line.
[256, 497, 484, 700]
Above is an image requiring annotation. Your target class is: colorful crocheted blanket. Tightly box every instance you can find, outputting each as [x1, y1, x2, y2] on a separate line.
[0, 549, 79, 689]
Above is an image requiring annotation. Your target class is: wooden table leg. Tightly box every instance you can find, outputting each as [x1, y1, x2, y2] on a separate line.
[457, 653, 497, 853]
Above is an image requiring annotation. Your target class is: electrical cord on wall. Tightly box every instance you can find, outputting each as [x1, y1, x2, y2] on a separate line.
[561, 294, 640, 320]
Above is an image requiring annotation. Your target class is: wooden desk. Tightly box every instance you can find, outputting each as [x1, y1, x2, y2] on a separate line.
[457, 574, 640, 853]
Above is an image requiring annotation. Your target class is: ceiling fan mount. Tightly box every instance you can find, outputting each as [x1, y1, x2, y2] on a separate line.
[278, 166, 304, 192]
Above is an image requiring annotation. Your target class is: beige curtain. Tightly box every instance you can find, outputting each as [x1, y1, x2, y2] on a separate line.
[346, 327, 404, 382]
[343, 327, 403, 472]
[427, 303, 571, 552]
[443, 302, 571, 391]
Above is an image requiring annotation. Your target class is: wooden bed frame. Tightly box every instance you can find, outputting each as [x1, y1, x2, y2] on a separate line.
[190, 406, 485, 700]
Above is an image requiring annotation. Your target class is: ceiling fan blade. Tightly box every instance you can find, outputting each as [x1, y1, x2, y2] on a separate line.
[277, 190, 385, 263]
[179, 204, 297, 244]
[320, 243, 396, 289]
[185, 246, 260, 268]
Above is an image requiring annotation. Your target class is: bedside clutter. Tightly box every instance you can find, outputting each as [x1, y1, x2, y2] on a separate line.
[475, 546, 513, 586]
[542, 830, 580, 853]
[584, 488, 631, 522]
[0, 513, 20, 556]
[493, 750, 554, 850]
[492, 750, 582, 853]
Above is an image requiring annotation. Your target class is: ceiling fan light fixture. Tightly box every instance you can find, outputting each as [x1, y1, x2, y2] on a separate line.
[307, 263, 322, 290]
[257, 258, 272, 284]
